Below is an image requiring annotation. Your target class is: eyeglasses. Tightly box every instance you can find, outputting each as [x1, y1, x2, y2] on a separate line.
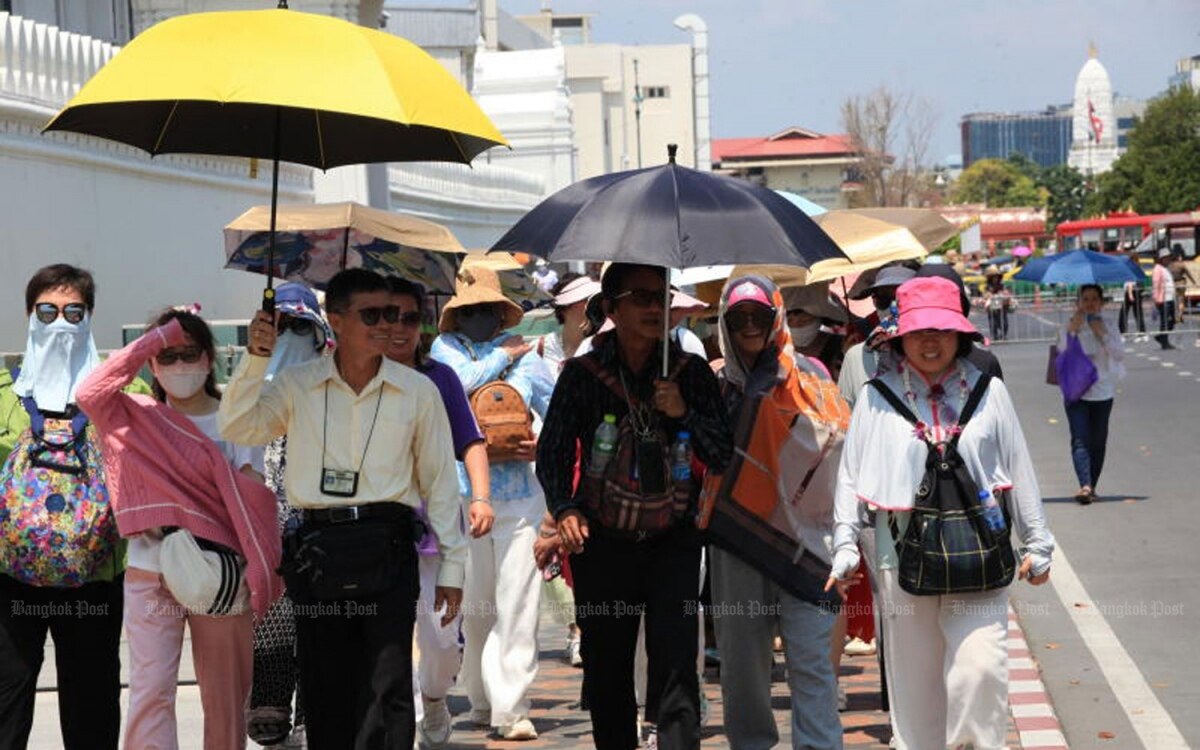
[457, 305, 497, 319]
[870, 291, 896, 308]
[155, 347, 204, 365]
[277, 316, 315, 336]
[613, 288, 666, 308]
[352, 305, 401, 326]
[726, 307, 775, 332]
[34, 303, 87, 325]
[396, 311, 423, 327]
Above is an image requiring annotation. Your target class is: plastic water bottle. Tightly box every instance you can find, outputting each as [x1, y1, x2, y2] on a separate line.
[589, 414, 619, 477]
[979, 489, 1006, 533]
[671, 431, 693, 482]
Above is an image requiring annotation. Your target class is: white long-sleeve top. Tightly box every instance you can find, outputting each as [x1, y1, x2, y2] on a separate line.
[831, 360, 1055, 580]
[1057, 317, 1125, 401]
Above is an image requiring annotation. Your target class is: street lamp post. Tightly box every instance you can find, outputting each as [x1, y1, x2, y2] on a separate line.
[633, 58, 644, 168]
[673, 13, 710, 171]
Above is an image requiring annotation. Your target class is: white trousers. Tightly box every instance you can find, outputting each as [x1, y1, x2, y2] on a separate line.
[412, 553, 463, 715]
[877, 568, 1009, 750]
[460, 489, 545, 727]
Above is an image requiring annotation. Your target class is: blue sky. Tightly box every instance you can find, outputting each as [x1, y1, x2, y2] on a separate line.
[497, 0, 1198, 163]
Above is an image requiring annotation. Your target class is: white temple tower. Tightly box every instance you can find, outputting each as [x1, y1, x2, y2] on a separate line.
[1068, 44, 1119, 176]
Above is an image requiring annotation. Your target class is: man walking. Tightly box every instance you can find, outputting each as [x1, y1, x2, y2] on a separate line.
[1152, 248, 1177, 350]
[220, 269, 465, 749]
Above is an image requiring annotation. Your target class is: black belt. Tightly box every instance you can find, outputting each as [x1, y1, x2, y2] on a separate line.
[300, 502, 412, 526]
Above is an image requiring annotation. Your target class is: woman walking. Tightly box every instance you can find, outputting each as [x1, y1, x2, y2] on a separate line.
[1059, 285, 1124, 504]
[77, 308, 280, 750]
[982, 269, 1011, 342]
[826, 276, 1055, 750]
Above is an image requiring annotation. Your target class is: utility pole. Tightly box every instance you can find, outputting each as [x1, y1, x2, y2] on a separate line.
[633, 58, 644, 168]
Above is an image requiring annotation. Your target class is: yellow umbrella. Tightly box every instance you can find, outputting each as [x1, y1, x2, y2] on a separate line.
[43, 4, 506, 309]
[733, 211, 927, 287]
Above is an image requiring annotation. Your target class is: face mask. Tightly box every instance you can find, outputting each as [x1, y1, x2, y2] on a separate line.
[156, 363, 210, 400]
[790, 322, 821, 347]
[12, 312, 100, 413]
[265, 330, 321, 381]
[459, 309, 501, 343]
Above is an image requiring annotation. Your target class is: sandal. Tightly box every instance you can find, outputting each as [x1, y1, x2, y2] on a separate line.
[247, 706, 292, 745]
[1075, 487, 1093, 505]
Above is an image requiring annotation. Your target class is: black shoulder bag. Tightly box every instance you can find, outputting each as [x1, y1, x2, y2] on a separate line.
[867, 374, 1017, 596]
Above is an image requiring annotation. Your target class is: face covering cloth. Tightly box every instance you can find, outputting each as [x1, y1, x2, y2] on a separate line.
[789, 322, 821, 348]
[265, 330, 321, 381]
[12, 313, 101, 413]
[460, 309, 501, 343]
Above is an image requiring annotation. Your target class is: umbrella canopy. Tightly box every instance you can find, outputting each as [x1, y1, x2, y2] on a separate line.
[461, 252, 551, 308]
[1013, 249, 1146, 286]
[224, 202, 463, 293]
[841, 208, 959, 252]
[774, 190, 829, 217]
[43, 8, 505, 167]
[730, 211, 927, 288]
[490, 147, 843, 269]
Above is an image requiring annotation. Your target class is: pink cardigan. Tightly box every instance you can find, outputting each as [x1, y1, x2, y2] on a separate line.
[76, 320, 281, 617]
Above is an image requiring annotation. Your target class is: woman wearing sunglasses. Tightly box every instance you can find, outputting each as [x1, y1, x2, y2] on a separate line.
[429, 266, 555, 741]
[702, 276, 850, 750]
[0, 265, 131, 749]
[76, 307, 280, 750]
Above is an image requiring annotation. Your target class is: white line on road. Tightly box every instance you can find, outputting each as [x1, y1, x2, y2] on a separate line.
[1179, 371, 1193, 377]
[1162, 362, 1176, 368]
[1050, 546, 1189, 749]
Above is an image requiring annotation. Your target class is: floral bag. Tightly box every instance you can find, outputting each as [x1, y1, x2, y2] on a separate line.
[0, 394, 118, 587]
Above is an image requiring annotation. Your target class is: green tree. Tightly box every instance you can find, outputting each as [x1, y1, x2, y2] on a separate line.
[951, 158, 1043, 207]
[1040, 164, 1087, 229]
[1086, 86, 1200, 214]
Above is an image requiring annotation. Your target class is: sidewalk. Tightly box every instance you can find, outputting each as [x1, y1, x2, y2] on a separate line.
[27, 607, 1059, 749]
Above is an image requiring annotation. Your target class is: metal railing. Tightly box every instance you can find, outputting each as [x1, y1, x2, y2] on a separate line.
[969, 293, 1200, 344]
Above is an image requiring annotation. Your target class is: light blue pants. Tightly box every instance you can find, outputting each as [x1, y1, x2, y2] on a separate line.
[710, 547, 842, 750]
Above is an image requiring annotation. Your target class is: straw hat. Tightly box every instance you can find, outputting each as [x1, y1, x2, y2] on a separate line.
[438, 266, 524, 333]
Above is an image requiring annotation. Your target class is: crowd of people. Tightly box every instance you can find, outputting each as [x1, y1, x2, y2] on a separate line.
[0, 258, 1061, 750]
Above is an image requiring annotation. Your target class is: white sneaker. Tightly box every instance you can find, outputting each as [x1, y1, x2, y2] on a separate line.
[843, 637, 877, 656]
[498, 717, 538, 740]
[419, 697, 451, 749]
[643, 725, 659, 749]
[567, 634, 583, 667]
[468, 706, 491, 727]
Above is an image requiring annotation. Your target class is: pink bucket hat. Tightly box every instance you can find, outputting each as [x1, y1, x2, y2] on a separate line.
[896, 277, 981, 339]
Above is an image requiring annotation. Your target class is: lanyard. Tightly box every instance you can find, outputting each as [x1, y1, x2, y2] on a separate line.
[321, 381, 385, 476]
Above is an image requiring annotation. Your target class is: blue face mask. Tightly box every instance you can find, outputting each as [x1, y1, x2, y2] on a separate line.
[459, 308, 501, 343]
[12, 313, 100, 413]
[265, 330, 321, 381]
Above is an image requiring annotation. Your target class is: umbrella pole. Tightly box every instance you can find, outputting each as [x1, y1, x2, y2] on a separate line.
[341, 227, 350, 270]
[263, 108, 282, 314]
[663, 278, 670, 378]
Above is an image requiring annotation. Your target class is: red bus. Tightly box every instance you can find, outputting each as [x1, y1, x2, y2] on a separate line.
[1055, 212, 1167, 252]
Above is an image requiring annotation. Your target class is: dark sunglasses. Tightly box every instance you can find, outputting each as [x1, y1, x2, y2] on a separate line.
[277, 316, 315, 336]
[613, 288, 666, 308]
[35, 303, 87, 325]
[396, 311, 423, 327]
[870, 291, 896, 308]
[155, 347, 204, 366]
[726, 307, 775, 332]
[354, 305, 401, 326]
[457, 304, 497, 319]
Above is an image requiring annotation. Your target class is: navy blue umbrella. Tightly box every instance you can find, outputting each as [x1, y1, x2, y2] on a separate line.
[1013, 249, 1145, 286]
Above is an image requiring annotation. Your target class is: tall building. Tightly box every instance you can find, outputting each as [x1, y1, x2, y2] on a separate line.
[1169, 54, 1200, 92]
[960, 108, 1072, 168]
[1067, 46, 1119, 176]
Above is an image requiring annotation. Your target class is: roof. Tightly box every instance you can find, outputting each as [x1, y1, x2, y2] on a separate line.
[938, 206, 1048, 237]
[712, 127, 857, 162]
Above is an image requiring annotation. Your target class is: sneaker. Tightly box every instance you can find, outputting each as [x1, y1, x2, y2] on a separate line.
[468, 707, 491, 727]
[567, 635, 583, 667]
[843, 637, 877, 656]
[643, 725, 659, 749]
[419, 697, 451, 749]
[498, 717, 538, 740]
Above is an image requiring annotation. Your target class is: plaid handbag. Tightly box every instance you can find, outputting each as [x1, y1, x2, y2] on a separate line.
[867, 374, 1017, 596]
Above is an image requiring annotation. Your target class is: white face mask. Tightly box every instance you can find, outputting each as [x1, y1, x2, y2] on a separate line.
[12, 312, 100, 413]
[156, 365, 209, 401]
[790, 322, 821, 347]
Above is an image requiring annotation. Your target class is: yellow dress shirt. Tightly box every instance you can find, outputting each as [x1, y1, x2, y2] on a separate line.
[218, 353, 466, 588]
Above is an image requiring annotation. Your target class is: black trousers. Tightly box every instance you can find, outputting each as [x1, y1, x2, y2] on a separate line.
[1119, 290, 1146, 334]
[292, 530, 419, 750]
[1157, 301, 1177, 348]
[0, 573, 123, 750]
[571, 527, 701, 750]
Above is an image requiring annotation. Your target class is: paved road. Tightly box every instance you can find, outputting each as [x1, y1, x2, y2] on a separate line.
[997, 335, 1200, 749]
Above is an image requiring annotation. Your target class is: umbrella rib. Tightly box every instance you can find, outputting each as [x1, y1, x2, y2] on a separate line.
[314, 110, 327, 171]
[152, 101, 181, 155]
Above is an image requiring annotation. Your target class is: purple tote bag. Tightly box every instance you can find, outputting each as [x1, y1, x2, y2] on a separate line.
[1055, 334, 1098, 403]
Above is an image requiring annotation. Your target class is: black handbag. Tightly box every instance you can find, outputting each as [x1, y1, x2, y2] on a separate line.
[281, 516, 417, 602]
[867, 375, 1017, 596]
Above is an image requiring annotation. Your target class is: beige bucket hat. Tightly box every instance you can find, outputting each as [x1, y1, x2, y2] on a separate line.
[438, 265, 525, 333]
[780, 281, 848, 324]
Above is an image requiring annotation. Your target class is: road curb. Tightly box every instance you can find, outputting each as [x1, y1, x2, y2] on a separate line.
[1010, 604, 1070, 749]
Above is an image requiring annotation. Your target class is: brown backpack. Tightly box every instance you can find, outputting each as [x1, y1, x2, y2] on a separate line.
[469, 379, 533, 463]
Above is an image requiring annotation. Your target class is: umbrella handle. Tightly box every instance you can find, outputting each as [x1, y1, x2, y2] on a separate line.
[262, 287, 275, 314]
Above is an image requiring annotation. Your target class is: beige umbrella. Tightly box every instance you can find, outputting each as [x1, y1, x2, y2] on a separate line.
[840, 207, 959, 252]
[461, 251, 551, 307]
[732, 211, 928, 287]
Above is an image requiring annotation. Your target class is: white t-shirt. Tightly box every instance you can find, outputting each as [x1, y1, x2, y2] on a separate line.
[127, 409, 265, 573]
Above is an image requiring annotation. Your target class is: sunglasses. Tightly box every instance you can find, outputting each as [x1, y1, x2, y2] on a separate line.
[277, 317, 315, 336]
[457, 305, 497, 319]
[352, 305, 401, 326]
[35, 303, 87, 325]
[155, 347, 204, 366]
[396, 311, 423, 327]
[726, 307, 775, 332]
[871, 291, 896, 308]
[613, 288, 667, 308]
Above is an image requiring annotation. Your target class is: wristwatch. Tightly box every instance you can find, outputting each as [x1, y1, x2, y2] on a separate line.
[470, 496, 491, 505]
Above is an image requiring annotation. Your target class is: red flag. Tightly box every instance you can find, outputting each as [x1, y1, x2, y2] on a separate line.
[1087, 99, 1104, 143]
